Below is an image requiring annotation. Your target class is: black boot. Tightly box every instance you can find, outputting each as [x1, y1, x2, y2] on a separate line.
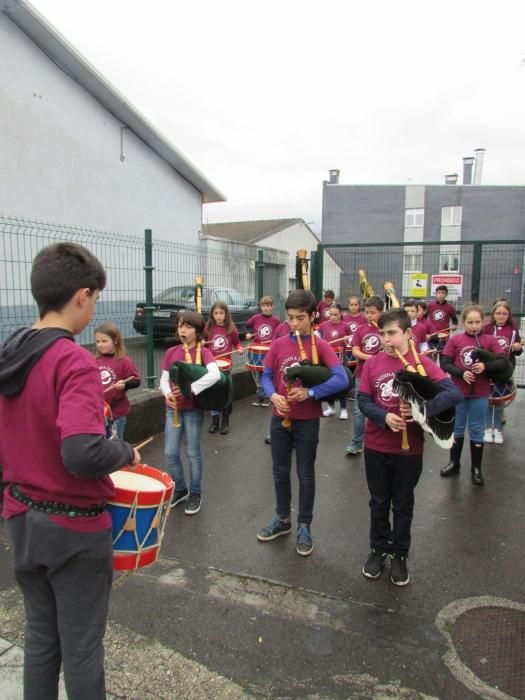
[470, 441, 484, 485]
[219, 410, 230, 435]
[440, 437, 464, 477]
[208, 414, 220, 434]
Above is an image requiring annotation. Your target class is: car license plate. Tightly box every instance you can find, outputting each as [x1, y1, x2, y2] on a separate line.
[153, 311, 171, 318]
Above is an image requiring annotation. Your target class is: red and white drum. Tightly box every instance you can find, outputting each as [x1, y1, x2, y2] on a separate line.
[245, 344, 269, 372]
[489, 381, 516, 407]
[216, 357, 232, 373]
[107, 464, 174, 571]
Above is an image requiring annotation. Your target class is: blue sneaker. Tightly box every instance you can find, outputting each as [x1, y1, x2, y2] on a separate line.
[346, 444, 363, 456]
[257, 516, 292, 541]
[296, 523, 313, 556]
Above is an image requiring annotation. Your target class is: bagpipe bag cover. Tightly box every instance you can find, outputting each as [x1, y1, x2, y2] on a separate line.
[169, 362, 233, 410]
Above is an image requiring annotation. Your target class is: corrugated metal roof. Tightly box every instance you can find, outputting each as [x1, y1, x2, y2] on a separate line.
[203, 218, 311, 243]
[1, 0, 225, 203]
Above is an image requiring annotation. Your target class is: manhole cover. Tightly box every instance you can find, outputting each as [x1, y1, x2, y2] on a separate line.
[451, 606, 525, 699]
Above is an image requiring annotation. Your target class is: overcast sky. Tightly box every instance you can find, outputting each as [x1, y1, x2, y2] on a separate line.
[32, 0, 525, 233]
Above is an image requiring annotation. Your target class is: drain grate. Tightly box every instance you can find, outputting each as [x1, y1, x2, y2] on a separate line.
[451, 606, 525, 699]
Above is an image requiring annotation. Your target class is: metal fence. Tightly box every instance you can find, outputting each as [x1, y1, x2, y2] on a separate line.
[311, 239, 525, 386]
[0, 216, 289, 389]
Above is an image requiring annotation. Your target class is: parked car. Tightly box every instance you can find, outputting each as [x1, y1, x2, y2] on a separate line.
[133, 286, 258, 341]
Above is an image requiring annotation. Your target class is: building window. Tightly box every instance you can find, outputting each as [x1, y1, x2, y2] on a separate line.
[441, 206, 462, 226]
[403, 252, 422, 272]
[440, 246, 460, 272]
[405, 208, 424, 227]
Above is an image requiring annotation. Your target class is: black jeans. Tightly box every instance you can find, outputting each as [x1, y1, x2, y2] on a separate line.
[270, 415, 319, 525]
[364, 447, 423, 557]
[6, 510, 113, 700]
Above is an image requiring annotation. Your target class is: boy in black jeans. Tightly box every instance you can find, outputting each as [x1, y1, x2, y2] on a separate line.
[357, 309, 461, 585]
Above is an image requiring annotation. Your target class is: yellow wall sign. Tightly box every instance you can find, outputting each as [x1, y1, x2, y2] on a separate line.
[409, 273, 428, 297]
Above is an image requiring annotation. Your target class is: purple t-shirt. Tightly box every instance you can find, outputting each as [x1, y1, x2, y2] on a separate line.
[318, 319, 348, 353]
[161, 344, 215, 410]
[442, 333, 504, 398]
[483, 323, 522, 368]
[342, 312, 366, 327]
[1, 339, 114, 531]
[427, 301, 456, 332]
[352, 323, 382, 378]
[97, 354, 140, 418]
[274, 321, 290, 338]
[263, 334, 340, 420]
[246, 313, 281, 343]
[410, 320, 427, 350]
[205, 325, 240, 358]
[360, 351, 447, 456]
[317, 301, 333, 321]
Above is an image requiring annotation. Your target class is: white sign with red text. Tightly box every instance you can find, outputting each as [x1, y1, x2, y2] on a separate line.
[431, 274, 463, 301]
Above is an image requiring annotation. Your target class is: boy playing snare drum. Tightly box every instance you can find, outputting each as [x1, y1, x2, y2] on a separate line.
[0, 243, 140, 699]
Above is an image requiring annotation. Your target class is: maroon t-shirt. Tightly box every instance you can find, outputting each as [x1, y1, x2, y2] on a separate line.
[97, 354, 140, 418]
[274, 321, 290, 338]
[318, 319, 348, 353]
[1, 339, 115, 531]
[360, 351, 448, 456]
[352, 322, 382, 378]
[263, 334, 340, 420]
[410, 320, 427, 350]
[342, 312, 366, 327]
[246, 313, 281, 343]
[427, 301, 456, 332]
[161, 344, 215, 410]
[483, 323, 522, 368]
[205, 325, 240, 357]
[317, 301, 333, 322]
[442, 333, 504, 398]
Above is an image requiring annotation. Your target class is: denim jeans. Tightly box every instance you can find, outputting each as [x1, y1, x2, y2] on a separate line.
[269, 415, 319, 525]
[327, 398, 347, 411]
[113, 416, 127, 440]
[164, 409, 204, 494]
[349, 376, 365, 449]
[364, 447, 423, 557]
[251, 370, 264, 398]
[454, 397, 487, 443]
[485, 402, 503, 430]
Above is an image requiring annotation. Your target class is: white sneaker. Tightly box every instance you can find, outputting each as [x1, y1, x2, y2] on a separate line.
[323, 406, 336, 417]
[493, 429, 504, 444]
[340, 409, 348, 420]
[483, 429, 493, 443]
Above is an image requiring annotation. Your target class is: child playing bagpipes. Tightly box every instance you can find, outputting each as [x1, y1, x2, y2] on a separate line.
[257, 290, 349, 557]
[440, 303, 509, 485]
[0, 243, 140, 699]
[160, 310, 221, 515]
[204, 301, 242, 435]
[317, 302, 350, 419]
[358, 309, 462, 585]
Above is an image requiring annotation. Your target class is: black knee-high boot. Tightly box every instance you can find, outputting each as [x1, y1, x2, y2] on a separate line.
[209, 414, 220, 433]
[219, 409, 230, 435]
[440, 437, 464, 477]
[470, 441, 484, 485]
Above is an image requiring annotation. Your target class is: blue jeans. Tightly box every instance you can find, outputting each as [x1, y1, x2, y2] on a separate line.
[454, 397, 487, 443]
[113, 416, 127, 440]
[349, 376, 365, 449]
[164, 409, 204, 494]
[269, 415, 319, 525]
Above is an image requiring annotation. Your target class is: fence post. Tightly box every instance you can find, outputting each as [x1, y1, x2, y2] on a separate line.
[256, 249, 264, 299]
[312, 244, 324, 301]
[471, 242, 482, 304]
[310, 250, 317, 296]
[144, 229, 156, 389]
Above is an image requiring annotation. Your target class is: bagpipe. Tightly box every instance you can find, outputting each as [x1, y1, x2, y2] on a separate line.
[383, 281, 400, 310]
[470, 346, 514, 383]
[358, 269, 375, 299]
[169, 341, 233, 413]
[392, 338, 456, 449]
[281, 329, 352, 428]
[296, 249, 309, 291]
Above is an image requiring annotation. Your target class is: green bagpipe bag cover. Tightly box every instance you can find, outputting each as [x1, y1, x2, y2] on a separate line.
[283, 363, 352, 402]
[169, 362, 233, 410]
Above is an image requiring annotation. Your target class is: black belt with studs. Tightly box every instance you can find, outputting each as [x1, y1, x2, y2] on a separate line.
[9, 484, 105, 518]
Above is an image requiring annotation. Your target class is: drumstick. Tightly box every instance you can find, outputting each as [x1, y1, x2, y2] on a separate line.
[213, 347, 246, 359]
[133, 436, 154, 451]
[103, 376, 139, 393]
[427, 329, 450, 339]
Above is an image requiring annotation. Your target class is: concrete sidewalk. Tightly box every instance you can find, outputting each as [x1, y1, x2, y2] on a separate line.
[1, 392, 524, 699]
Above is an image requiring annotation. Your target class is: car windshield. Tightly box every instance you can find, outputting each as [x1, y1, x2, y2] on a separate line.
[154, 287, 196, 304]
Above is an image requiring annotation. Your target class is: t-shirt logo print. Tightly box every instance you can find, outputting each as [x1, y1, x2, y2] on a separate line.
[434, 310, 445, 321]
[213, 336, 227, 351]
[363, 335, 379, 352]
[497, 338, 507, 348]
[462, 349, 474, 367]
[330, 330, 338, 338]
[99, 368, 113, 386]
[379, 376, 398, 401]
[259, 325, 272, 339]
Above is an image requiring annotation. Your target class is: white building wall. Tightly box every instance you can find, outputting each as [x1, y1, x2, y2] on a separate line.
[0, 14, 203, 241]
[259, 221, 320, 286]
